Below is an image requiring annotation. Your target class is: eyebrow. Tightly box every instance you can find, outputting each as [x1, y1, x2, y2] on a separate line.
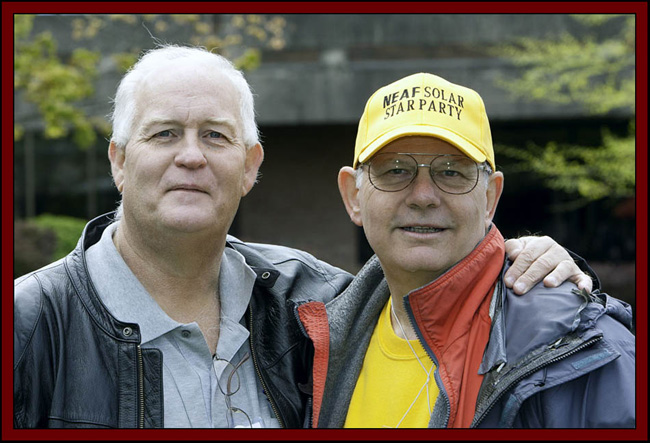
[141, 117, 239, 134]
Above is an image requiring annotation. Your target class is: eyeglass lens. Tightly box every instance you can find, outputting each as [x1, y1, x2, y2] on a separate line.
[367, 153, 480, 194]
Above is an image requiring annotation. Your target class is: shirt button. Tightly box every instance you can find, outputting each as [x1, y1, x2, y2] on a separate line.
[122, 327, 133, 337]
[181, 330, 191, 338]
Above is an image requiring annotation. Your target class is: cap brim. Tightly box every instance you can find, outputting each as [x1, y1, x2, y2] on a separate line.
[356, 125, 487, 167]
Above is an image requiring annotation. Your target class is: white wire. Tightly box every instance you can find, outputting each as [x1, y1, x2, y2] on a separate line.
[390, 298, 436, 427]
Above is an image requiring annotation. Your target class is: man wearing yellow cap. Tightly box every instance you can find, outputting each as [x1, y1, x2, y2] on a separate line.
[296, 73, 635, 428]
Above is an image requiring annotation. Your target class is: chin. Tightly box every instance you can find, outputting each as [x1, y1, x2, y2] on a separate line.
[404, 262, 448, 276]
[388, 252, 450, 275]
[161, 210, 216, 233]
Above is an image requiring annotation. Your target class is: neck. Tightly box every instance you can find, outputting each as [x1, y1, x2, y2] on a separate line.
[386, 270, 443, 304]
[390, 294, 419, 340]
[113, 221, 224, 353]
[384, 267, 443, 341]
[114, 220, 225, 280]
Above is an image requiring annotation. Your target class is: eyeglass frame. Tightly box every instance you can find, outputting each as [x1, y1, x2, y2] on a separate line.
[360, 152, 492, 195]
[214, 351, 253, 428]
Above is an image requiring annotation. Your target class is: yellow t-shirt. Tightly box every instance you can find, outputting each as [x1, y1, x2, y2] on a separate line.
[343, 298, 439, 428]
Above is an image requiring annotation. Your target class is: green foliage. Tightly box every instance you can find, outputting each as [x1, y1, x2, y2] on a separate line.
[496, 123, 635, 210]
[31, 214, 87, 260]
[491, 14, 635, 207]
[234, 47, 262, 72]
[13, 214, 87, 278]
[14, 14, 34, 39]
[14, 219, 58, 278]
[95, 14, 286, 73]
[14, 13, 287, 147]
[14, 15, 103, 149]
[13, 212, 87, 278]
[111, 51, 140, 73]
[492, 14, 634, 115]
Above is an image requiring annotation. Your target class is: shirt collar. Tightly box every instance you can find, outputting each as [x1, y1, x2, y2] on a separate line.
[86, 222, 256, 348]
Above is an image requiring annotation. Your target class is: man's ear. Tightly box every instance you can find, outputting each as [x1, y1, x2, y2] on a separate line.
[242, 143, 264, 196]
[108, 141, 125, 193]
[338, 166, 363, 227]
[485, 171, 504, 230]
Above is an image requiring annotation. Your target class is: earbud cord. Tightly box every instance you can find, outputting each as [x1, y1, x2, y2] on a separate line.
[390, 298, 436, 428]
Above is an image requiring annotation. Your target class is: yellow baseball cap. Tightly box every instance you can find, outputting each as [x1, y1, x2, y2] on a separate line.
[353, 73, 495, 170]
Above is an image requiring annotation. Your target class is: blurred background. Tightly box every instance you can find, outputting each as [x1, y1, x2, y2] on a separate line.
[13, 14, 636, 324]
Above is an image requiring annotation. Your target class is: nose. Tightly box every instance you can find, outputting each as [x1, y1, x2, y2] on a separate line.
[174, 134, 207, 169]
[404, 165, 442, 209]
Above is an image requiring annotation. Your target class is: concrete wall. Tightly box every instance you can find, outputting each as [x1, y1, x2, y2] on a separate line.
[248, 14, 598, 125]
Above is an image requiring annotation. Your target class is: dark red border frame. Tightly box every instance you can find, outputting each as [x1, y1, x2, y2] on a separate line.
[2, 2, 647, 441]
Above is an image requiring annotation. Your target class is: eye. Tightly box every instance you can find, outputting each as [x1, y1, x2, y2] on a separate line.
[372, 158, 414, 177]
[207, 131, 223, 139]
[440, 169, 461, 177]
[386, 167, 411, 176]
[154, 129, 173, 138]
[431, 160, 475, 180]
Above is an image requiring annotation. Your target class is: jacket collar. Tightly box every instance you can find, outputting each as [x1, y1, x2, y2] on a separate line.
[226, 236, 280, 288]
[66, 213, 143, 342]
[404, 225, 505, 427]
[405, 225, 505, 360]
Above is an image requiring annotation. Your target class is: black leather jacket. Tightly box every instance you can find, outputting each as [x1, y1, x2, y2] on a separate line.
[13, 213, 353, 428]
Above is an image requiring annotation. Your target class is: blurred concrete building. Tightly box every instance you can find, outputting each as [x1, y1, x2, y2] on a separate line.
[13, 14, 636, 307]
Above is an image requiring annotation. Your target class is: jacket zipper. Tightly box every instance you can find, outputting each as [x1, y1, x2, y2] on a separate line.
[470, 335, 603, 427]
[137, 344, 145, 428]
[403, 298, 450, 428]
[306, 396, 314, 429]
[248, 307, 285, 428]
[291, 306, 314, 428]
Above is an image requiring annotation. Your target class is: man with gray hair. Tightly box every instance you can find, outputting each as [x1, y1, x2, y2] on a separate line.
[14, 46, 597, 429]
[304, 73, 635, 428]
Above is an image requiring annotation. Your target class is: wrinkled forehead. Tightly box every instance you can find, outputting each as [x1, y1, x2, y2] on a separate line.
[133, 64, 242, 125]
[138, 62, 239, 100]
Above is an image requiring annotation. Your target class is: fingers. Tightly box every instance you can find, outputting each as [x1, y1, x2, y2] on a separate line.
[504, 236, 555, 293]
[509, 254, 561, 295]
[504, 236, 592, 295]
[542, 261, 594, 293]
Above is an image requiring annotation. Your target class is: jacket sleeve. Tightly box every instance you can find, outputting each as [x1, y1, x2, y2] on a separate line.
[14, 274, 50, 428]
[514, 314, 636, 428]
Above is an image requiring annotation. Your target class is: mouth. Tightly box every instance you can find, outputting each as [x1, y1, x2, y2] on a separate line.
[169, 185, 208, 194]
[400, 226, 445, 234]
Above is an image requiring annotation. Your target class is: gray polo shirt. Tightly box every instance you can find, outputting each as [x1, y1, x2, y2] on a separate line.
[86, 222, 280, 428]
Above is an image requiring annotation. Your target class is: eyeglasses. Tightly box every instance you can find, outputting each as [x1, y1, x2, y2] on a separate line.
[214, 352, 253, 428]
[362, 152, 487, 194]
